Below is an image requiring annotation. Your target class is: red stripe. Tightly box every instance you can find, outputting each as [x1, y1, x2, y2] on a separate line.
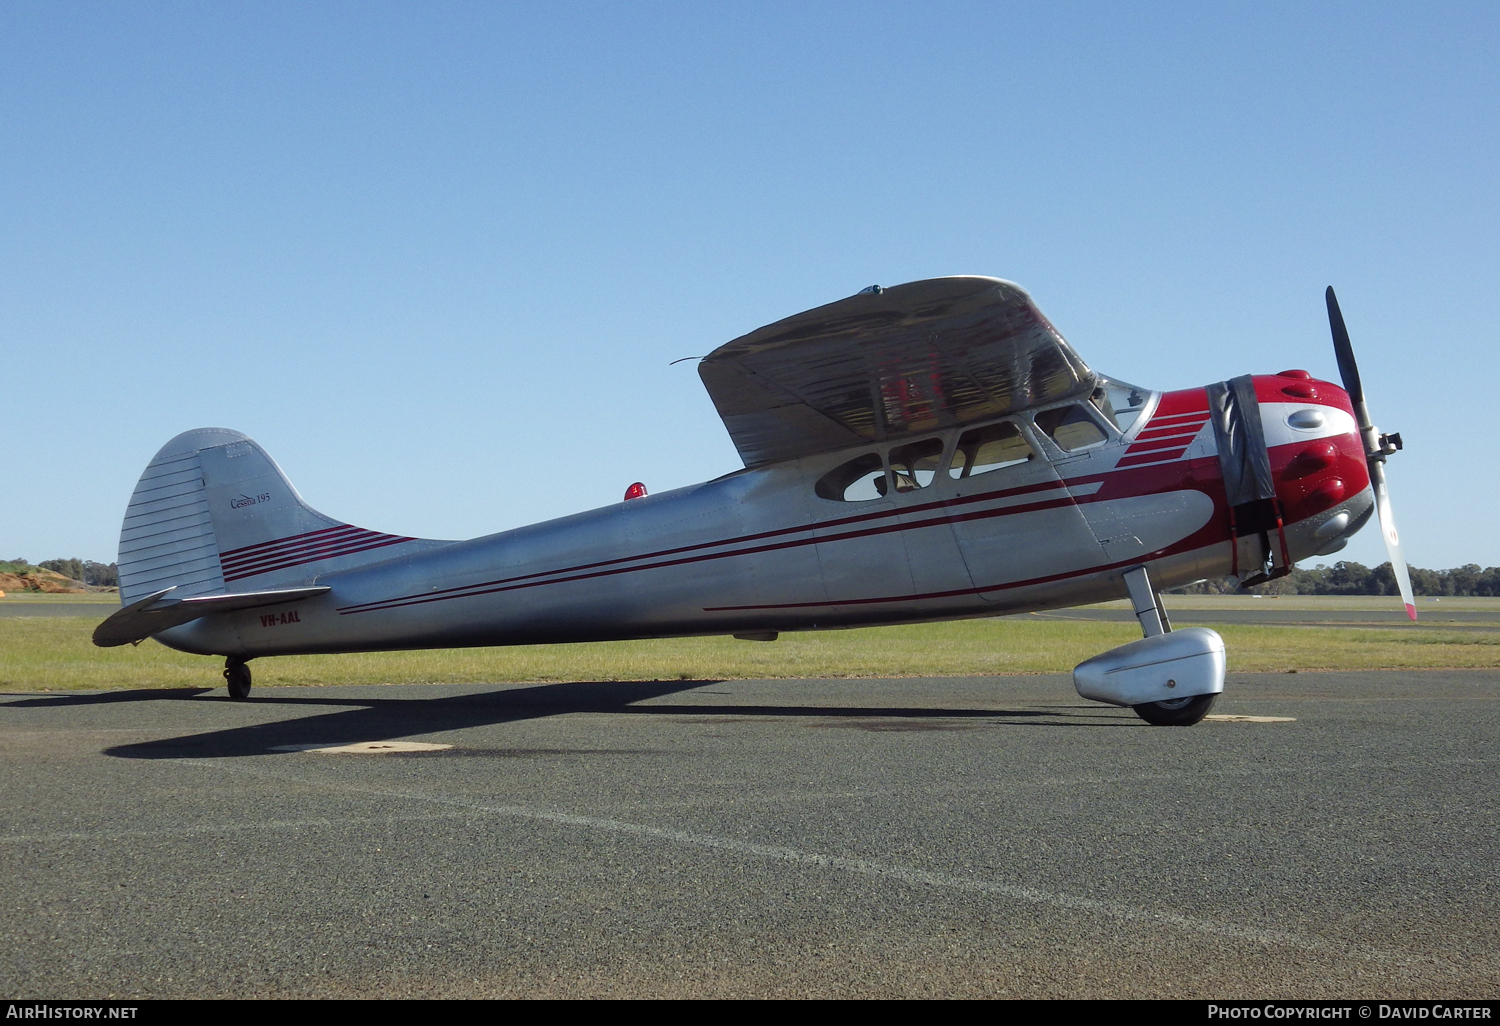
[332, 392, 1223, 615]
[1114, 450, 1188, 468]
[219, 524, 359, 560]
[704, 545, 1201, 612]
[336, 492, 1090, 615]
[220, 524, 369, 560]
[333, 441, 1217, 618]
[1141, 412, 1207, 426]
[1126, 435, 1198, 455]
[346, 479, 1223, 619]
[222, 529, 394, 574]
[1134, 421, 1206, 441]
[225, 536, 392, 578]
[1134, 429, 1203, 445]
[223, 536, 378, 574]
[335, 458, 1209, 617]
[707, 475, 1234, 613]
[332, 477, 1085, 614]
[223, 536, 413, 582]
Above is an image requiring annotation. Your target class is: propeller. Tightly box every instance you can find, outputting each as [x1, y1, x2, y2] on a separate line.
[1325, 286, 1416, 620]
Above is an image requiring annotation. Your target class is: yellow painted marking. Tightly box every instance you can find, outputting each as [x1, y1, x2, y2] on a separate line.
[270, 741, 453, 754]
[1202, 715, 1296, 723]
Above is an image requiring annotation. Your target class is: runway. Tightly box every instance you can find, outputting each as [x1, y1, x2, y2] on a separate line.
[0, 601, 120, 618]
[3, 671, 1497, 998]
[1020, 606, 1500, 627]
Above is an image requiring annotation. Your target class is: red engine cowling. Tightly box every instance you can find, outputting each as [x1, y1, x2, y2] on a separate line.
[1255, 370, 1370, 526]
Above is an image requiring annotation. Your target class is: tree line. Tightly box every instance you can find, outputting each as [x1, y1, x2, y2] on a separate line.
[1173, 562, 1500, 597]
[4, 558, 119, 587]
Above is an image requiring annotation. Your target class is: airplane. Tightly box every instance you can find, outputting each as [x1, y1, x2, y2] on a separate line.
[93, 276, 1413, 726]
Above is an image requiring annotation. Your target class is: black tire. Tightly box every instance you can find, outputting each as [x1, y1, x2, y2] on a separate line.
[1133, 692, 1215, 726]
[224, 660, 252, 701]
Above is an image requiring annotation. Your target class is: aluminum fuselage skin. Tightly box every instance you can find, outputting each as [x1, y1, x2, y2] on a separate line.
[158, 377, 1373, 659]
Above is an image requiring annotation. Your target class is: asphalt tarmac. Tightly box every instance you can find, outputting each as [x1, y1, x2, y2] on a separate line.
[3, 671, 1497, 999]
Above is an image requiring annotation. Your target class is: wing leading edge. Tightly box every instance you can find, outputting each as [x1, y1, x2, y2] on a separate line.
[699, 276, 1096, 468]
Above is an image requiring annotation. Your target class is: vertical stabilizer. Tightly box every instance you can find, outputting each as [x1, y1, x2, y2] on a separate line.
[117, 428, 444, 605]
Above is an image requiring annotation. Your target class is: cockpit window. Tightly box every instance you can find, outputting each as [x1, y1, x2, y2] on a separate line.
[949, 422, 1033, 479]
[888, 438, 944, 492]
[815, 452, 887, 502]
[1094, 376, 1151, 434]
[1035, 404, 1108, 452]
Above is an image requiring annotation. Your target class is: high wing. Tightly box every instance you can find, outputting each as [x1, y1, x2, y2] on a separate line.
[698, 276, 1097, 468]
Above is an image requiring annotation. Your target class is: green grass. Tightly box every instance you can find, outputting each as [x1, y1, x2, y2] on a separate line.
[1, 613, 1496, 692]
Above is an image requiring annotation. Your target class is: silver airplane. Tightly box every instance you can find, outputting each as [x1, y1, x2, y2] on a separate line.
[95, 277, 1412, 725]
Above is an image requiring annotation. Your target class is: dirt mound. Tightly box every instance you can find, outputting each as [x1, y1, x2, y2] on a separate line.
[0, 570, 88, 594]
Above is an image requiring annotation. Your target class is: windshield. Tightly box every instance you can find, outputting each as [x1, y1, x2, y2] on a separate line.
[1093, 376, 1153, 435]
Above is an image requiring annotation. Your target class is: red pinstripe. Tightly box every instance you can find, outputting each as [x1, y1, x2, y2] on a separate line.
[330, 388, 1244, 617]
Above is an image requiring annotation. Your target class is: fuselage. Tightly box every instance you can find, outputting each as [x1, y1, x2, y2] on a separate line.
[160, 372, 1373, 658]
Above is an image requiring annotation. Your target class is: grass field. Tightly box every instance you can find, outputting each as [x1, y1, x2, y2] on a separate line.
[2, 600, 1497, 692]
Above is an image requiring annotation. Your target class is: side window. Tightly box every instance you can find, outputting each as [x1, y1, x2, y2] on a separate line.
[888, 438, 944, 492]
[815, 453, 887, 502]
[1035, 404, 1108, 453]
[950, 422, 1033, 479]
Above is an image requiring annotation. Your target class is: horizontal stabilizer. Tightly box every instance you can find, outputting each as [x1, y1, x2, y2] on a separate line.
[92, 585, 331, 648]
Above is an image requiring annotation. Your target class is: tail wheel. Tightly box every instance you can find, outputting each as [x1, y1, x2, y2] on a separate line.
[224, 659, 252, 700]
[1133, 693, 1215, 726]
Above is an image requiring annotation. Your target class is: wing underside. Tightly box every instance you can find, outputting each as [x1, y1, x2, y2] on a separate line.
[699, 276, 1096, 467]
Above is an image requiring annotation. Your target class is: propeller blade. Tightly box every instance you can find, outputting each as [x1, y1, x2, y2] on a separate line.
[1326, 286, 1415, 621]
[1369, 459, 1417, 621]
[1326, 286, 1365, 409]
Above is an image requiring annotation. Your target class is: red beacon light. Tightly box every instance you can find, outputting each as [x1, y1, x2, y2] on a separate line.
[624, 482, 648, 501]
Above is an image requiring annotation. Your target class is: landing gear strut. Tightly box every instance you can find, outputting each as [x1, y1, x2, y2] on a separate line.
[1072, 565, 1224, 726]
[1121, 566, 1214, 726]
[224, 657, 252, 700]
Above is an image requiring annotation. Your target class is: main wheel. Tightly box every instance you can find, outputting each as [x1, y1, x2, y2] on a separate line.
[224, 659, 252, 700]
[1133, 692, 1215, 726]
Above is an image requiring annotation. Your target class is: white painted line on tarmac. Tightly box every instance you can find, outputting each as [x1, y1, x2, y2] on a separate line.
[1203, 715, 1297, 723]
[269, 741, 453, 754]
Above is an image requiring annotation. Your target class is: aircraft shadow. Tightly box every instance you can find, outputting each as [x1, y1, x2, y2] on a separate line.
[52, 679, 1092, 760]
[3, 688, 217, 706]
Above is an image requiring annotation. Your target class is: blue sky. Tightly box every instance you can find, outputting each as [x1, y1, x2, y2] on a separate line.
[3, 1, 1495, 572]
